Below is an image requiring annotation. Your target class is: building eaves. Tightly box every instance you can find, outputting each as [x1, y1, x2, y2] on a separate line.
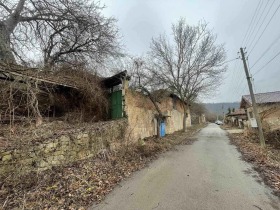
[101, 70, 130, 88]
[241, 91, 280, 107]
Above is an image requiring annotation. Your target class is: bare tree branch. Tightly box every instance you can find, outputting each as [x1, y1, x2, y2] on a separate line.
[0, 0, 121, 67]
[0, 2, 12, 14]
[145, 18, 227, 131]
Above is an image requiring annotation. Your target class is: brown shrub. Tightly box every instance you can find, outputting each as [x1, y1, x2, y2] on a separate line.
[0, 64, 109, 125]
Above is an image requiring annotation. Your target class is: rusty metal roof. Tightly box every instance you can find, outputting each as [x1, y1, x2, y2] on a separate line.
[241, 91, 280, 107]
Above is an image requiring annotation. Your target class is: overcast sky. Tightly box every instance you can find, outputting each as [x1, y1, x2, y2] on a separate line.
[100, 0, 280, 103]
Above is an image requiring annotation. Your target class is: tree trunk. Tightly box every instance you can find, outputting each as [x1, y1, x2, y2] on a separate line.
[140, 86, 164, 138]
[156, 118, 161, 138]
[0, 24, 15, 63]
[183, 103, 187, 132]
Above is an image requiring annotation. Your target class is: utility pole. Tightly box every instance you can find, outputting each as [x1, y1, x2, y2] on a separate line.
[240, 48, 265, 147]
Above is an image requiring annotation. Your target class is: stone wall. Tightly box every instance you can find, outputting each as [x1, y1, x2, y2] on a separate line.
[125, 89, 191, 141]
[259, 104, 280, 130]
[246, 103, 280, 130]
[0, 120, 126, 177]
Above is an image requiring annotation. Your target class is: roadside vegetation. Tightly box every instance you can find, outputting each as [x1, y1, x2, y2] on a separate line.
[0, 124, 205, 209]
[226, 127, 280, 197]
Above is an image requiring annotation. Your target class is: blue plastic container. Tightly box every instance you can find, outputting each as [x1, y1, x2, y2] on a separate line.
[160, 122, 166, 137]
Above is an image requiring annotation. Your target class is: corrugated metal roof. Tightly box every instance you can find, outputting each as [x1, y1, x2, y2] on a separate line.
[242, 91, 280, 105]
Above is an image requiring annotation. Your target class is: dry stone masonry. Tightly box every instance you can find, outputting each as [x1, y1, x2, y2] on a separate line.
[0, 120, 126, 177]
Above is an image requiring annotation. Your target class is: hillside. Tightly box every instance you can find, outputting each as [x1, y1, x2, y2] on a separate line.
[204, 102, 240, 115]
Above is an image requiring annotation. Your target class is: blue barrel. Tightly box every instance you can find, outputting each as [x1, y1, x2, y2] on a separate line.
[160, 122, 166, 137]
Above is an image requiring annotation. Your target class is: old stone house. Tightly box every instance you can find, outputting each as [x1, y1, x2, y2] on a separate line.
[225, 109, 247, 128]
[0, 67, 191, 175]
[0, 63, 191, 141]
[102, 71, 192, 141]
[240, 91, 280, 130]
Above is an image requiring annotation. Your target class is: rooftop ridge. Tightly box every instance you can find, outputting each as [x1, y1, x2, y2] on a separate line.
[241, 90, 280, 105]
[242, 90, 280, 97]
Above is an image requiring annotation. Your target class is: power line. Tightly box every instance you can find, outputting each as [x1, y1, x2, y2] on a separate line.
[226, 60, 240, 101]
[241, 0, 262, 46]
[232, 54, 253, 101]
[232, 65, 247, 100]
[243, 0, 264, 47]
[250, 32, 280, 69]
[228, 1, 265, 102]
[247, 57, 258, 94]
[236, 79, 247, 98]
[248, 2, 280, 55]
[235, 75, 245, 91]
[240, 83, 248, 95]
[220, 57, 239, 66]
[224, 55, 245, 102]
[221, 57, 240, 95]
[253, 50, 280, 75]
[232, 62, 243, 85]
[247, 0, 274, 50]
[229, 1, 262, 102]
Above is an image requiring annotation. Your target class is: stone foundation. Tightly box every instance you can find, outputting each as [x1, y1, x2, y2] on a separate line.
[0, 120, 126, 176]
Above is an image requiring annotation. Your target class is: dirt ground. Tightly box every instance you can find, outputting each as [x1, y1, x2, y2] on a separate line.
[0, 123, 205, 209]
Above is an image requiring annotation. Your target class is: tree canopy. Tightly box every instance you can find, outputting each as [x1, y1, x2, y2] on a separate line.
[146, 19, 227, 102]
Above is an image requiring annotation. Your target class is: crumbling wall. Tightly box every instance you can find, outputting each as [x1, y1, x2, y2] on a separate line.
[259, 104, 280, 130]
[125, 89, 191, 141]
[0, 119, 127, 177]
[246, 104, 280, 130]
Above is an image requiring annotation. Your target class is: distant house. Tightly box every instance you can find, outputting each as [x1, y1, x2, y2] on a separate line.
[225, 109, 247, 128]
[240, 91, 280, 130]
[102, 71, 192, 141]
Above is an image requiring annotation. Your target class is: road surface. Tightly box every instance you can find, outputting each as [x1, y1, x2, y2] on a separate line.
[91, 124, 280, 210]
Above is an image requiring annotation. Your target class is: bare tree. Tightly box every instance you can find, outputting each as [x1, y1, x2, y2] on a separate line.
[146, 19, 227, 131]
[0, 0, 120, 67]
[190, 102, 206, 124]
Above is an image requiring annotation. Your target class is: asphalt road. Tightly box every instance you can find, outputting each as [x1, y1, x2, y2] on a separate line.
[91, 124, 280, 210]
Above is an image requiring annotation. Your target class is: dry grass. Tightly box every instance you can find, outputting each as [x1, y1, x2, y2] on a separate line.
[0, 120, 122, 151]
[229, 131, 280, 197]
[0, 65, 109, 128]
[0, 124, 205, 209]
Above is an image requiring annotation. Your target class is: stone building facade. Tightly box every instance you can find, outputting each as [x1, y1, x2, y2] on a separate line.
[125, 89, 191, 141]
[240, 91, 280, 130]
[102, 71, 192, 141]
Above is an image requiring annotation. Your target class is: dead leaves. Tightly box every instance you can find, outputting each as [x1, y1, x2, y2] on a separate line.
[229, 132, 280, 197]
[0, 125, 203, 209]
